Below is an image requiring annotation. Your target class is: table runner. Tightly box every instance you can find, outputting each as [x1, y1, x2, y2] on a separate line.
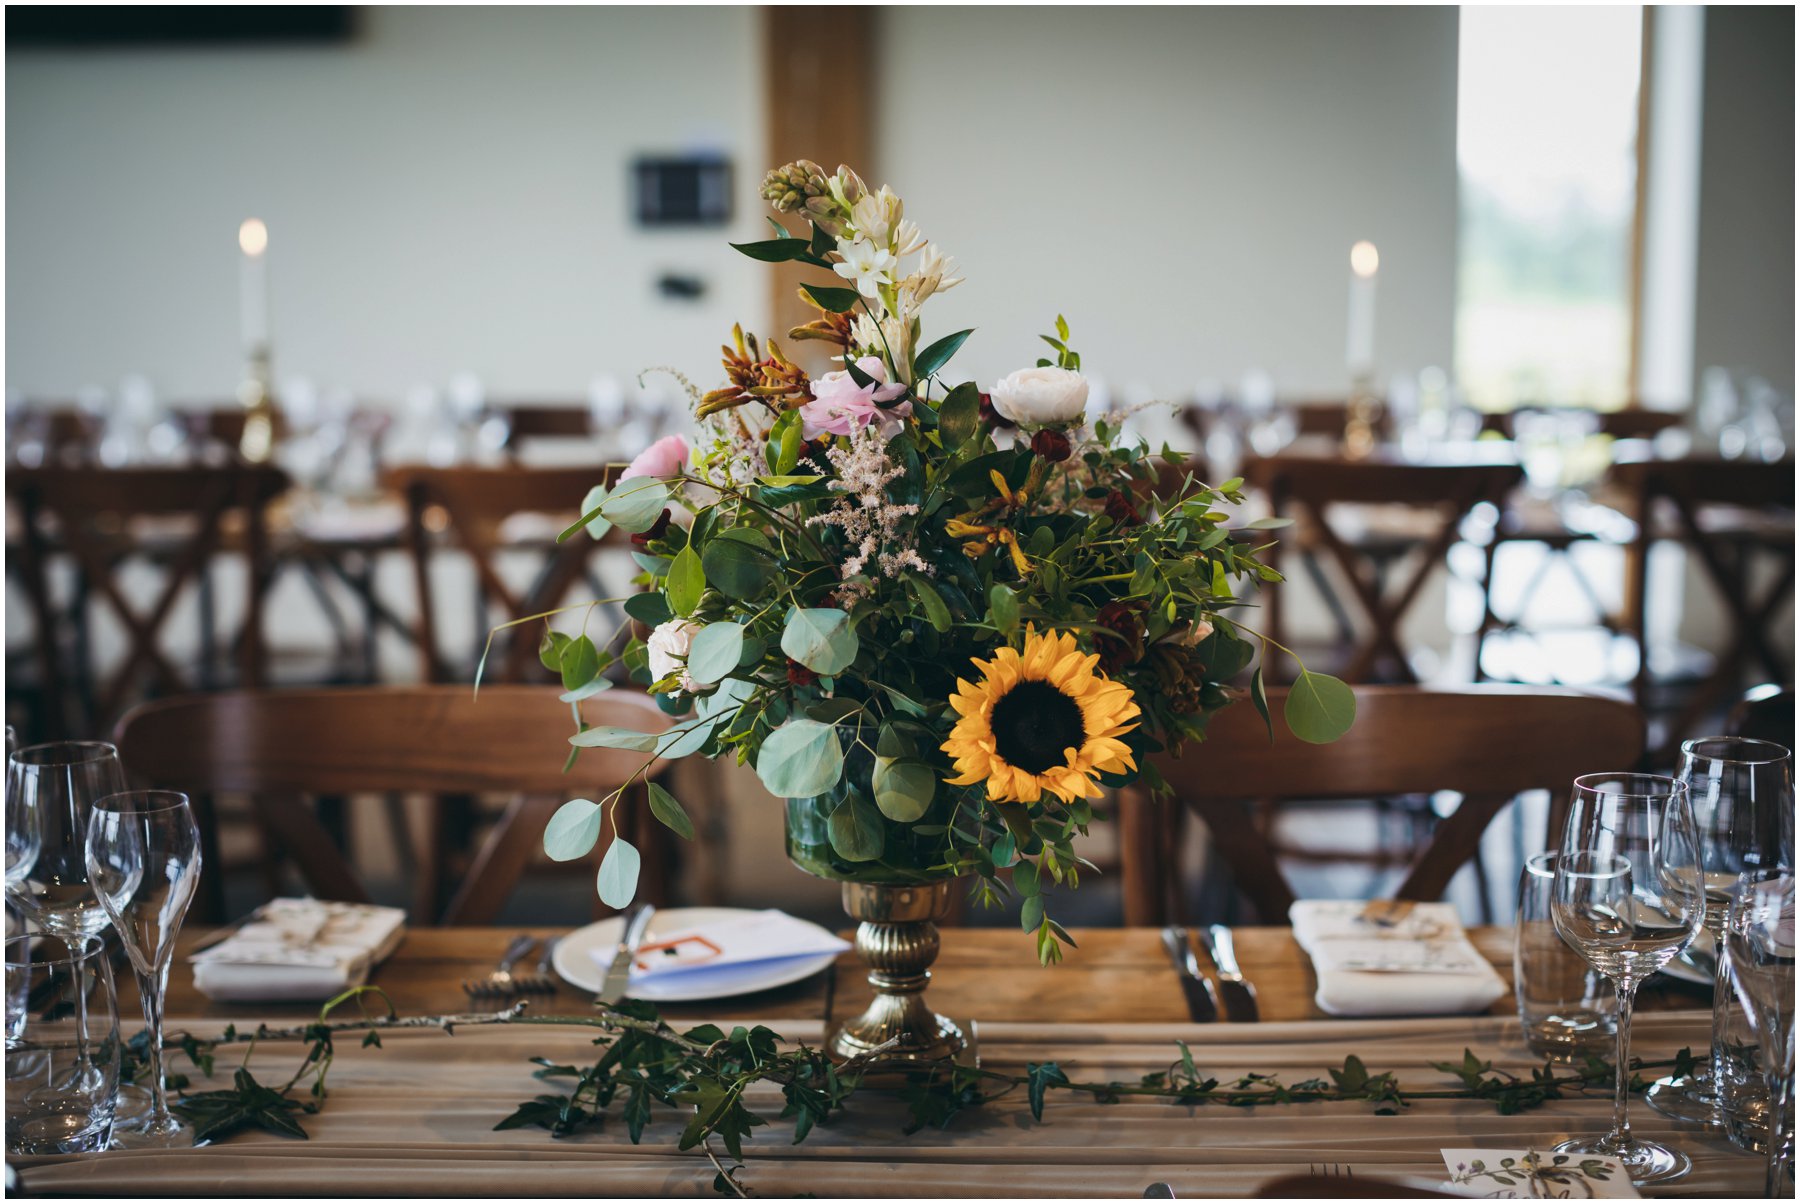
[19, 1011, 1760, 1197]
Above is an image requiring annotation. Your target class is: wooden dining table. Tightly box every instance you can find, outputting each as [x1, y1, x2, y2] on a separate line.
[16, 924, 1761, 1199]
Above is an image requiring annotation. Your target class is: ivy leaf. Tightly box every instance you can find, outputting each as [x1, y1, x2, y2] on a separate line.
[1025, 1062, 1070, 1121]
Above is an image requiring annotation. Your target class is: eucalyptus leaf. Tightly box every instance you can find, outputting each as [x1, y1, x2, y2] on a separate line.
[600, 478, 671, 534]
[666, 547, 705, 616]
[872, 757, 935, 822]
[685, 622, 744, 686]
[646, 783, 695, 841]
[702, 534, 778, 601]
[754, 719, 843, 799]
[568, 726, 667, 754]
[559, 635, 600, 693]
[543, 798, 603, 862]
[780, 607, 859, 675]
[988, 584, 1020, 636]
[937, 382, 981, 451]
[623, 591, 673, 627]
[827, 796, 884, 862]
[578, 484, 613, 541]
[1284, 670, 1356, 744]
[596, 837, 641, 908]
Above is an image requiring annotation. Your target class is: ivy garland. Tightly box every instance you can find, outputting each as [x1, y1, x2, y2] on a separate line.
[134, 991, 1694, 1198]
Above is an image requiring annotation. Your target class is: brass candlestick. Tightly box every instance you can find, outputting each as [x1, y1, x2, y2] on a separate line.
[238, 343, 278, 464]
[830, 879, 966, 1065]
[1342, 372, 1382, 460]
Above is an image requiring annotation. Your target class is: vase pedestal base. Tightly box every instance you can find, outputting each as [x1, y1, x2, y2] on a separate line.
[828, 879, 969, 1069]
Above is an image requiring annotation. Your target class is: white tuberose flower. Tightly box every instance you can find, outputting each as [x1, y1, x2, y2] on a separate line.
[645, 618, 703, 693]
[990, 366, 1090, 426]
[834, 238, 895, 299]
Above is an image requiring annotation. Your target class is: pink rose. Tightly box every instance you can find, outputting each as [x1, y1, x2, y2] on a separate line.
[619, 434, 689, 481]
[798, 357, 911, 440]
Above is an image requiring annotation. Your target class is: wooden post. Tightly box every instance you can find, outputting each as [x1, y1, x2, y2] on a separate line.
[761, 6, 875, 374]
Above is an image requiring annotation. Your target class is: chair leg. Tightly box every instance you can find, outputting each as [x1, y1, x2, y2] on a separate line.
[1116, 784, 1166, 927]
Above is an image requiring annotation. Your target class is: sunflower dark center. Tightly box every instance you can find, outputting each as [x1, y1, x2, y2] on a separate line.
[990, 680, 1087, 775]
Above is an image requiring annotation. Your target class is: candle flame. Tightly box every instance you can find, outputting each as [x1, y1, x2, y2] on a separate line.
[239, 218, 269, 257]
[1350, 240, 1379, 278]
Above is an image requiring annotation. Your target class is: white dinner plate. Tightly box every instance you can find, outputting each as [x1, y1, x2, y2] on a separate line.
[552, 907, 841, 1002]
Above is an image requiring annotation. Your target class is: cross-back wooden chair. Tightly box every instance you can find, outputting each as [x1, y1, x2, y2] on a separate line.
[384, 464, 624, 684]
[1117, 685, 1645, 925]
[1613, 457, 1794, 761]
[492, 404, 594, 462]
[8, 463, 289, 738]
[1245, 454, 1524, 683]
[115, 686, 677, 925]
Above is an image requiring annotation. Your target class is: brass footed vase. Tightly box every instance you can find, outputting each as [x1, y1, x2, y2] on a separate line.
[830, 879, 966, 1065]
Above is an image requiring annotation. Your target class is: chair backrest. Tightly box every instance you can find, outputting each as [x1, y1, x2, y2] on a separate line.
[383, 464, 622, 683]
[115, 686, 675, 924]
[1244, 454, 1524, 683]
[495, 404, 594, 458]
[8, 463, 289, 737]
[1120, 685, 1644, 921]
[1728, 684, 1795, 752]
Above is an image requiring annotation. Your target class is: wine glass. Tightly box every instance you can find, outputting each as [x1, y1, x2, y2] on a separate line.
[1551, 772, 1705, 1184]
[1724, 870, 1796, 1198]
[6, 742, 125, 938]
[1647, 737, 1793, 1126]
[4, 727, 38, 898]
[84, 790, 201, 1149]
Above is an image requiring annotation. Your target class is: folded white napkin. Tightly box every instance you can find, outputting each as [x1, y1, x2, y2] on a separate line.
[191, 898, 406, 1003]
[1291, 900, 1507, 1018]
[595, 910, 848, 985]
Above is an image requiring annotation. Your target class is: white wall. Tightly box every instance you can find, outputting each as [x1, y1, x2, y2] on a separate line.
[874, 6, 1461, 400]
[1691, 4, 1795, 394]
[5, 6, 767, 402]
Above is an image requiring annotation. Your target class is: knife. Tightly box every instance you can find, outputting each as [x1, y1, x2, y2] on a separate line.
[1159, 926, 1219, 1023]
[1202, 925, 1260, 1022]
[596, 903, 655, 1007]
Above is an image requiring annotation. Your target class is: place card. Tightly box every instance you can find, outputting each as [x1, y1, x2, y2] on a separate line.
[1441, 1149, 1639, 1199]
[1310, 938, 1496, 975]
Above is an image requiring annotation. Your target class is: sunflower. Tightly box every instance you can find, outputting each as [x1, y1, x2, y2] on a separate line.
[941, 627, 1141, 805]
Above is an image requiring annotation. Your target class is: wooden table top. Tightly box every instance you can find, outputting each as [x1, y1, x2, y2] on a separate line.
[157, 924, 1710, 1027]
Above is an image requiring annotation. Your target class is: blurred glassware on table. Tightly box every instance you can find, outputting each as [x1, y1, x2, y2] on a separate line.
[1723, 869, 1796, 1198]
[1647, 737, 1794, 1126]
[1514, 851, 1616, 1060]
[4, 933, 121, 1156]
[85, 790, 202, 1149]
[1551, 772, 1704, 1184]
[5, 743, 126, 941]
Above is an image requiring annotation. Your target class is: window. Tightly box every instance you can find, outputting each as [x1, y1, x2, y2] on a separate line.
[1455, 6, 1643, 410]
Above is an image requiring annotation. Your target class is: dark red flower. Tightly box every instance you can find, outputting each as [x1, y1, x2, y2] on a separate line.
[1103, 489, 1143, 527]
[1030, 428, 1072, 463]
[1094, 600, 1146, 673]
[630, 508, 673, 547]
[977, 391, 1016, 430]
[786, 659, 818, 687]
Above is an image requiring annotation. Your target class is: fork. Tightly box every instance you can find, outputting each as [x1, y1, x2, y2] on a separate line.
[462, 934, 537, 999]
[515, 936, 561, 995]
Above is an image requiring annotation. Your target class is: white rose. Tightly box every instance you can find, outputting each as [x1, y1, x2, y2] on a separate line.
[990, 366, 1089, 427]
[645, 617, 702, 692]
[1175, 618, 1215, 647]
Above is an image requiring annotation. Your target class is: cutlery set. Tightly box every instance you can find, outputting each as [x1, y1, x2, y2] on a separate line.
[462, 934, 561, 999]
[1160, 925, 1259, 1023]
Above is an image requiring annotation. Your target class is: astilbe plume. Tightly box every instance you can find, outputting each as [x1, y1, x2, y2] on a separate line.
[807, 427, 931, 585]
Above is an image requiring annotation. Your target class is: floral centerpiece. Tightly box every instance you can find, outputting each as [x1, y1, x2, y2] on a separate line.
[526, 161, 1351, 1059]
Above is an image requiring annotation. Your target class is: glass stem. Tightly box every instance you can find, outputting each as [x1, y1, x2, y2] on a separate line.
[1611, 975, 1637, 1148]
[137, 958, 172, 1125]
